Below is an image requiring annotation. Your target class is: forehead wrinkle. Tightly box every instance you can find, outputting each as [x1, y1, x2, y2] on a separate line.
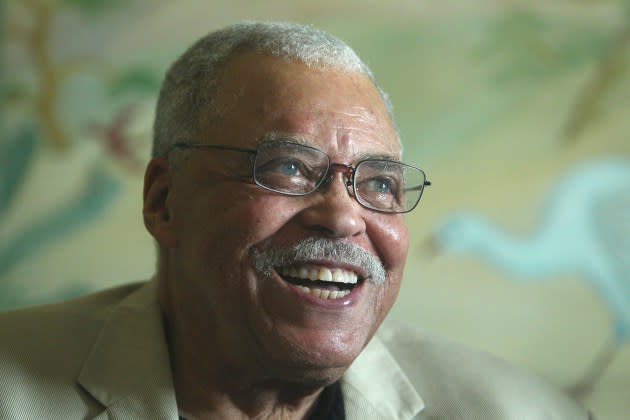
[339, 104, 399, 151]
[334, 120, 399, 162]
[343, 106, 380, 124]
[254, 89, 399, 161]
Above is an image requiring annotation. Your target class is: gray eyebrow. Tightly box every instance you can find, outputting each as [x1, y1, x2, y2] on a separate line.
[258, 131, 401, 162]
[258, 132, 309, 145]
[356, 153, 401, 162]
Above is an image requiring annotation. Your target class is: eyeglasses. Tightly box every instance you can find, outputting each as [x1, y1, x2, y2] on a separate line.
[170, 140, 431, 214]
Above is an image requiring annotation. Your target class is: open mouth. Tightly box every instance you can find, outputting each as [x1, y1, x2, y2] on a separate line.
[276, 265, 361, 300]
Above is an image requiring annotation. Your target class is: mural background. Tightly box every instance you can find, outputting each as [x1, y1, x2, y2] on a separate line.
[2, 0, 629, 417]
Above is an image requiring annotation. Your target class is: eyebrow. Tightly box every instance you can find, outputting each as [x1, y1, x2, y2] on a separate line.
[258, 131, 309, 145]
[258, 132, 402, 162]
[355, 152, 401, 162]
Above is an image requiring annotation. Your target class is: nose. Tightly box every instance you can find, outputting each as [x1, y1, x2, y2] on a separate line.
[297, 172, 366, 238]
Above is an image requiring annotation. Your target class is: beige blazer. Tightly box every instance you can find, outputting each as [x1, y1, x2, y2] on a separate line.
[0, 280, 589, 419]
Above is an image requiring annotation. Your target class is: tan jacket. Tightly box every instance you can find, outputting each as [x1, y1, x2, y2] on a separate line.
[0, 280, 589, 419]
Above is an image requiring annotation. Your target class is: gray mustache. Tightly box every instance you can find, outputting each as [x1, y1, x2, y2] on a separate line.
[251, 237, 386, 284]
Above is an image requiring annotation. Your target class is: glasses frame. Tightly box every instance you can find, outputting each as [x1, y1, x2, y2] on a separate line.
[169, 140, 431, 214]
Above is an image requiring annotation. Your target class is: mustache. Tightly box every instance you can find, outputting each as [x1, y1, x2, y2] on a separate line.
[250, 237, 386, 284]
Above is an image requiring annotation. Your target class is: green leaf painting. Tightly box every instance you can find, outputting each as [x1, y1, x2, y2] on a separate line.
[62, 0, 124, 15]
[110, 67, 161, 97]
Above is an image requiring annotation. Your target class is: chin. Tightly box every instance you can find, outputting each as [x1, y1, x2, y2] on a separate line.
[260, 326, 370, 384]
[290, 367, 347, 390]
[267, 358, 349, 390]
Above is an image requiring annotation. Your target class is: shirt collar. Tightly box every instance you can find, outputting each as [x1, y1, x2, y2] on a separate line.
[342, 328, 425, 420]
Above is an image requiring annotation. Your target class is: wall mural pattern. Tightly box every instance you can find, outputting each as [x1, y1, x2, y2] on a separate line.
[2, 0, 629, 417]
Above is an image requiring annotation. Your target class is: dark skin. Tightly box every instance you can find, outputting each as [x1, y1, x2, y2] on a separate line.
[143, 52, 408, 419]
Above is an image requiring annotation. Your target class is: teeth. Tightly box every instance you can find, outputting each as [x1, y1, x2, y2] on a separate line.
[296, 285, 351, 300]
[277, 264, 359, 300]
[318, 267, 333, 282]
[278, 265, 359, 284]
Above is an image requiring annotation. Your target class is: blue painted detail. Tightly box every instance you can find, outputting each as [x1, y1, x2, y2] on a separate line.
[0, 280, 94, 310]
[434, 158, 630, 341]
[0, 124, 38, 220]
[0, 163, 120, 283]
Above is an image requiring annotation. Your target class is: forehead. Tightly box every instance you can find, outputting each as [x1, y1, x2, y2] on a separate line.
[210, 52, 400, 161]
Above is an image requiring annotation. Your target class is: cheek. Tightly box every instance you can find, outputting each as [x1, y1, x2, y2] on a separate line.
[196, 190, 304, 254]
[365, 216, 408, 318]
[368, 215, 409, 273]
[172, 191, 303, 300]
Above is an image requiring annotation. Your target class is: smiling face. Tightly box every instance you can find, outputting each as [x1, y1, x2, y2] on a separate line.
[150, 52, 409, 386]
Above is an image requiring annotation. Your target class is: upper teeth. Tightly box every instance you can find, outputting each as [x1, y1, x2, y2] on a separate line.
[279, 266, 358, 284]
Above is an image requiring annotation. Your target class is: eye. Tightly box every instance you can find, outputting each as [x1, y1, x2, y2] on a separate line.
[363, 177, 398, 194]
[276, 159, 302, 176]
[253, 140, 329, 194]
[258, 158, 309, 177]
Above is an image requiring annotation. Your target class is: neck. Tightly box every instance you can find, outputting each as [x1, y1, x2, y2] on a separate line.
[157, 288, 328, 420]
[166, 319, 325, 420]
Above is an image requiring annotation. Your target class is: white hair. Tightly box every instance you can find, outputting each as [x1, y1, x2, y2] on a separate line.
[152, 21, 397, 157]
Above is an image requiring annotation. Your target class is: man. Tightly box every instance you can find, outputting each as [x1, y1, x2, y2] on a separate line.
[0, 22, 589, 419]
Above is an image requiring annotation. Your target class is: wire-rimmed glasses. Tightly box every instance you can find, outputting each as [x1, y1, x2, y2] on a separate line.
[170, 139, 431, 214]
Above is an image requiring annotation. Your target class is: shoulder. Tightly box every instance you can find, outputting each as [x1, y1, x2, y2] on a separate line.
[0, 281, 145, 343]
[0, 281, 148, 418]
[376, 319, 590, 419]
[0, 281, 147, 365]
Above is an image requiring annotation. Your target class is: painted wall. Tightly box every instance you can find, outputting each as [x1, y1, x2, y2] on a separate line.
[2, 0, 629, 417]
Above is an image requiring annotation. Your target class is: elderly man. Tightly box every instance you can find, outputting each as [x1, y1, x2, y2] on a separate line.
[1, 22, 589, 419]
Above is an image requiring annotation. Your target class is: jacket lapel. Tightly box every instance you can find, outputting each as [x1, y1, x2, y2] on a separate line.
[342, 332, 425, 420]
[76, 280, 423, 419]
[77, 280, 179, 419]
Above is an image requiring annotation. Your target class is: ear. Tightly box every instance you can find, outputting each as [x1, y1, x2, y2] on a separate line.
[143, 157, 178, 247]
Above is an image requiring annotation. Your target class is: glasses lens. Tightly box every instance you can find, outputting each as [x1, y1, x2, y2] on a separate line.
[253, 141, 330, 195]
[355, 160, 426, 213]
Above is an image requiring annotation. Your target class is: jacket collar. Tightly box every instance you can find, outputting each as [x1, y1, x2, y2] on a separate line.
[77, 280, 424, 420]
[77, 279, 179, 419]
[342, 329, 425, 420]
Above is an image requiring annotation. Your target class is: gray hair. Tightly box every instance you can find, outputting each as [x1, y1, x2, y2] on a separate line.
[250, 237, 387, 284]
[152, 21, 397, 157]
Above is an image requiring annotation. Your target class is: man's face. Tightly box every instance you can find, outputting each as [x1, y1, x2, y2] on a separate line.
[161, 52, 408, 382]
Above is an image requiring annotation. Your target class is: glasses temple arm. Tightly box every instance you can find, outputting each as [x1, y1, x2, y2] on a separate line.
[404, 180, 432, 192]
